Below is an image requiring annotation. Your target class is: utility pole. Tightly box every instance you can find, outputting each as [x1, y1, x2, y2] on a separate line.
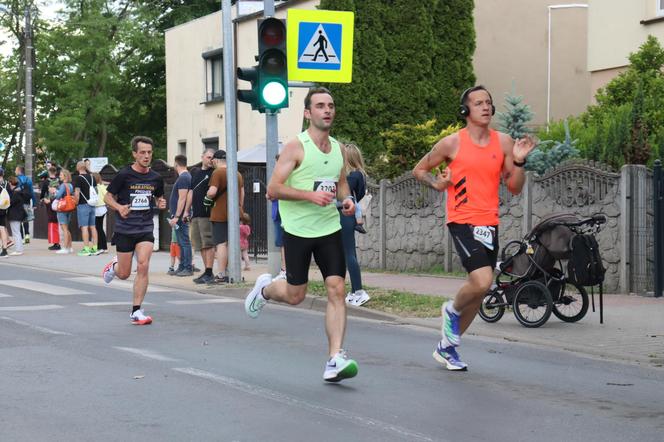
[24, 6, 34, 181]
[222, 0, 241, 283]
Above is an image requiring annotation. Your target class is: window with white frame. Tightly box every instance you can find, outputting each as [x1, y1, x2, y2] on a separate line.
[659, 0, 664, 16]
[202, 48, 223, 102]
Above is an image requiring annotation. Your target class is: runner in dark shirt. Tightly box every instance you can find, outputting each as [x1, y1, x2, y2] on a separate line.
[101, 136, 166, 325]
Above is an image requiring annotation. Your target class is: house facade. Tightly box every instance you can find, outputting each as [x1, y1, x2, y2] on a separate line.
[165, 0, 592, 160]
[165, 0, 316, 163]
[587, 0, 664, 99]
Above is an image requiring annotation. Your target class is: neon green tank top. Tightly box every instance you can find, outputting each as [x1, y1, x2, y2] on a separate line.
[280, 131, 344, 238]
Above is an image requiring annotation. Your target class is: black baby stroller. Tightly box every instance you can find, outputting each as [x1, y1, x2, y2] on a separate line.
[478, 213, 607, 328]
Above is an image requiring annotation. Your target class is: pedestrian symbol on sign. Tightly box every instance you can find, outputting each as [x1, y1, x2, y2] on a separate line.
[297, 22, 342, 71]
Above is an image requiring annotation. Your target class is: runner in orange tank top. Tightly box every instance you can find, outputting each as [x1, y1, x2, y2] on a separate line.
[413, 85, 536, 370]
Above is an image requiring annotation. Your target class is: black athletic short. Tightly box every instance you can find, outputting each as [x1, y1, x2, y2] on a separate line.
[211, 221, 228, 246]
[283, 230, 346, 285]
[448, 223, 499, 273]
[112, 231, 155, 253]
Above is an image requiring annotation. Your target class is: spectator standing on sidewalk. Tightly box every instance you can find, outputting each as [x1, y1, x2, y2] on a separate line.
[413, 85, 535, 371]
[73, 161, 99, 256]
[40, 166, 61, 250]
[187, 148, 216, 284]
[93, 172, 108, 254]
[15, 165, 36, 244]
[54, 170, 75, 254]
[340, 143, 370, 307]
[206, 149, 244, 283]
[168, 154, 193, 276]
[239, 212, 252, 271]
[0, 168, 10, 258]
[7, 177, 29, 256]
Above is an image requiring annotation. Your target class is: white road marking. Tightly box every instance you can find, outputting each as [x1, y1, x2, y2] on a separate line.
[66, 276, 172, 292]
[0, 280, 91, 295]
[0, 305, 64, 311]
[167, 298, 239, 305]
[0, 316, 71, 335]
[80, 302, 154, 307]
[172, 367, 437, 442]
[113, 346, 180, 362]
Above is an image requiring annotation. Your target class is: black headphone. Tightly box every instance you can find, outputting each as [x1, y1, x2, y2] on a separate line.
[459, 86, 495, 117]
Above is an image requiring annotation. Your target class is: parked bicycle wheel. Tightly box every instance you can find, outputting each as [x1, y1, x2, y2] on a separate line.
[479, 289, 506, 323]
[552, 282, 589, 323]
[512, 280, 553, 328]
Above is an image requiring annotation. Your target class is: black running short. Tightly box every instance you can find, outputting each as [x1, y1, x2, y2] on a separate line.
[283, 230, 346, 285]
[448, 223, 499, 273]
[112, 231, 155, 253]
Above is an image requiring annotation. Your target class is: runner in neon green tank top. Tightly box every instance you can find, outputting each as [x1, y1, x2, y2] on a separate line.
[244, 87, 360, 383]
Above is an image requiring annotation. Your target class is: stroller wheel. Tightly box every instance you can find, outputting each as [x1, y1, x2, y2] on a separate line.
[479, 291, 505, 323]
[552, 282, 589, 323]
[512, 281, 553, 328]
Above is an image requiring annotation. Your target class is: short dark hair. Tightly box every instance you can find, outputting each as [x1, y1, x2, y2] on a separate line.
[16, 165, 25, 174]
[460, 85, 493, 107]
[212, 149, 226, 160]
[131, 136, 154, 152]
[48, 166, 57, 174]
[174, 154, 187, 168]
[304, 87, 332, 110]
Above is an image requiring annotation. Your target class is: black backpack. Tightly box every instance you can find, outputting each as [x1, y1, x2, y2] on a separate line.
[567, 234, 605, 286]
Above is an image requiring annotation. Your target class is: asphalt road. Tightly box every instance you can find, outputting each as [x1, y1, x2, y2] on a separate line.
[1, 264, 663, 442]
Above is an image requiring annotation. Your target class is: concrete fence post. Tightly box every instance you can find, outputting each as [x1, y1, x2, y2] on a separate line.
[619, 165, 631, 294]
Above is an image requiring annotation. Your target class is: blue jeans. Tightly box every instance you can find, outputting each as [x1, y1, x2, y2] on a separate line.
[340, 213, 362, 293]
[175, 221, 192, 271]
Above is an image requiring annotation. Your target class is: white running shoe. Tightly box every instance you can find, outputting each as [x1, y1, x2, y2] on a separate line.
[345, 292, 356, 305]
[245, 273, 273, 319]
[351, 289, 370, 306]
[102, 256, 118, 284]
[324, 349, 359, 382]
[130, 309, 153, 325]
[273, 269, 287, 282]
[55, 248, 70, 254]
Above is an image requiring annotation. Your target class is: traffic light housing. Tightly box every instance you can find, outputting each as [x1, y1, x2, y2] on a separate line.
[237, 66, 260, 111]
[257, 18, 288, 111]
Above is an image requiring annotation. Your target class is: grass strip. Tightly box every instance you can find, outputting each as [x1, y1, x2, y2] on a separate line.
[307, 281, 446, 318]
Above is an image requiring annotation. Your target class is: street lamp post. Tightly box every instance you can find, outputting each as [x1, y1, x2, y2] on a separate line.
[24, 6, 34, 181]
[0, 5, 35, 180]
[547, 4, 588, 129]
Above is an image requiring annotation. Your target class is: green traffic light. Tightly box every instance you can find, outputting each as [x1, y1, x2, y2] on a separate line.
[261, 81, 287, 107]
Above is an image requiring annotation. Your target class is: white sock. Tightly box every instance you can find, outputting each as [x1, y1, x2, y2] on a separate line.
[446, 302, 460, 316]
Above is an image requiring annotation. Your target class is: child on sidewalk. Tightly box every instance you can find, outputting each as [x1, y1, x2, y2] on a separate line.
[240, 212, 252, 271]
[168, 228, 180, 275]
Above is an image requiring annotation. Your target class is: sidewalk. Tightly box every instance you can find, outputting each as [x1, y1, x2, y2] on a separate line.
[2, 238, 664, 368]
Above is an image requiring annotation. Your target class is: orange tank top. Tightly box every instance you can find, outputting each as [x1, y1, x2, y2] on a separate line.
[446, 128, 504, 226]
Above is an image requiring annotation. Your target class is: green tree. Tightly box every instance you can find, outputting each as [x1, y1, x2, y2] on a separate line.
[528, 119, 579, 175]
[374, 119, 460, 179]
[497, 87, 533, 139]
[539, 35, 664, 168]
[318, 0, 475, 166]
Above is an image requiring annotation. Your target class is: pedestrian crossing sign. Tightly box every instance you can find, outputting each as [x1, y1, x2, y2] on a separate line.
[287, 9, 354, 83]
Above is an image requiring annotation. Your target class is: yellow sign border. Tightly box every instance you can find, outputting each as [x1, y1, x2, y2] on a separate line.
[287, 9, 354, 83]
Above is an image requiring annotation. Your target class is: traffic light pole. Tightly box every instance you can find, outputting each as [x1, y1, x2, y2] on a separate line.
[266, 110, 280, 276]
[222, 0, 241, 283]
[262, 0, 281, 276]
